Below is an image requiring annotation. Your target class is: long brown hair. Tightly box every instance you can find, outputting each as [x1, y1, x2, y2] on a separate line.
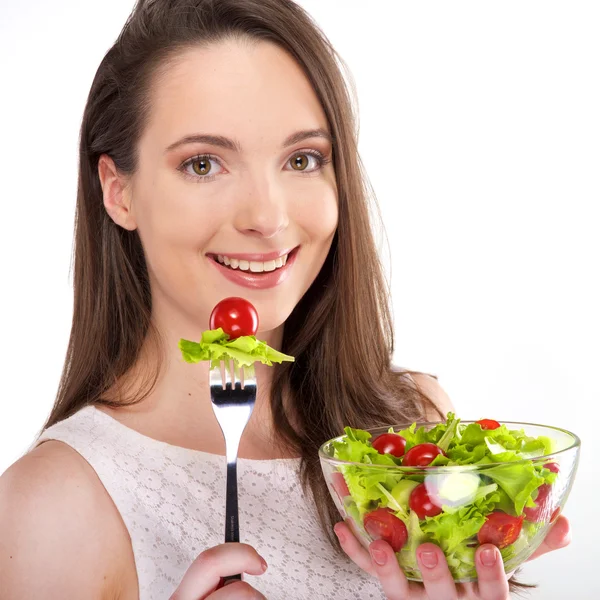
[40, 0, 532, 594]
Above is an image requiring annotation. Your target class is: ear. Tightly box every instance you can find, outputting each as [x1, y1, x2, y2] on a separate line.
[98, 154, 137, 231]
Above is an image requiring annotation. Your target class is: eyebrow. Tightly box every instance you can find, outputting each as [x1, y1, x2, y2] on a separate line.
[164, 128, 333, 154]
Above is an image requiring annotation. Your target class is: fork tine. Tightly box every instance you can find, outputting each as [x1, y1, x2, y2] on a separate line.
[228, 359, 235, 388]
[219, 360, 226, 390]
[211, 359, 253, 389]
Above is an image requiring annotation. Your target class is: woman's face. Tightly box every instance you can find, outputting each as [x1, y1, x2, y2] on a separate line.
[119, 39, 338, 336]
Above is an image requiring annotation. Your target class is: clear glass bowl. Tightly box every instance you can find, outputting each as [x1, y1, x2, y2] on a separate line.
[319, 421, 580, 583]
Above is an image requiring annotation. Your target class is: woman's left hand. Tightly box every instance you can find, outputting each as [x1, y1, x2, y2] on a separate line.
[334, 514, 571, 600]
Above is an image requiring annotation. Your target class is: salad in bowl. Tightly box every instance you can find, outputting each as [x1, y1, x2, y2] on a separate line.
[319, 413, 580, 582]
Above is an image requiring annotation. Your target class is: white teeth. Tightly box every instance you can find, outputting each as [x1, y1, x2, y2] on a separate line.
[213, 252, 291, 272]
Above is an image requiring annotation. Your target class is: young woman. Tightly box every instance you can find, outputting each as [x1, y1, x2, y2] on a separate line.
[0, 1, 570, 599]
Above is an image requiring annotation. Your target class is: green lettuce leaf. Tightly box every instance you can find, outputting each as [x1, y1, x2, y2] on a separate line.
[397, 511, 429, 572]
[392, 422, 434, 451]
[178, 327, 294, 377]
[446, 544, 477, 579]
[332, 427, 400, 466]
[421, 484, 500, 554]
[478, 459, 545, 514]
[435, 412, 461, 452]
[447, 443, 488, 464]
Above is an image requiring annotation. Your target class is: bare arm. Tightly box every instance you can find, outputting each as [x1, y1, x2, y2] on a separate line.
[0, 441, 133, 600]
[411, 372, 455, 420]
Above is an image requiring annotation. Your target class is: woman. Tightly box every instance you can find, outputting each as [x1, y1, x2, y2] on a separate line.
[0, 1, 570, 598]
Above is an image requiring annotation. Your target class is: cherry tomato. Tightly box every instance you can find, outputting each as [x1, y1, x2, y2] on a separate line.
[371, 433, 407, 458]
[477, 511, 524, 548]
[409, 482, 443, 519]
[330, 472, 350, 501]
[209, 297, 259, 339]
[545, 462, 560, 474]
[402, 443, 446, 467]
[476, 419, 501, 430]
[363, 507, 408, 552]
[523, 483, 554, 522]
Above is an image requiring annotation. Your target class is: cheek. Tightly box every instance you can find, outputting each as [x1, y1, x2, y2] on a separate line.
[132, 185, 230, 301]
[135, 180, 224, 252]
[294, 186, 338, 242]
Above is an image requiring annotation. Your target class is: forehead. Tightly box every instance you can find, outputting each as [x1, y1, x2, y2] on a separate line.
[144, 39, 329, 151]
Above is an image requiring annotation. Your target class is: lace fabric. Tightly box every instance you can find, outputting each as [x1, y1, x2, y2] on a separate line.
[31, 406, 385, 599]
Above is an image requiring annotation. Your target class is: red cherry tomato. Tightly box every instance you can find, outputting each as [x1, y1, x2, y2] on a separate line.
[209, 297, 259, 339]
[402, 443, 446, 467]
[363, 507, 408, 552]
[523, 483, 554, 522]
[477, 511, 524, 548]
[476, 419, 501, 430]
[409, 482, 443, 519]
[331, 472, 350, 501]
[545, 462, 560, 474]
[371, 433, 407, 458]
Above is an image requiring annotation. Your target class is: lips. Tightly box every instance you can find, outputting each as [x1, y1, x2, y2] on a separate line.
[207, 246, 300, 290]
[206, 247, 296, 262]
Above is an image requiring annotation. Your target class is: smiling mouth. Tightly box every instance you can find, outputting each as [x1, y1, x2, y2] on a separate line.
[207, 247, 299, 274]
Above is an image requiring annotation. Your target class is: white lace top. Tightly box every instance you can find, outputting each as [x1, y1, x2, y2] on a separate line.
[30, 405, 385, 599]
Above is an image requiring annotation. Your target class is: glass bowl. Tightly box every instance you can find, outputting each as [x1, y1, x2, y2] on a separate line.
[319, 420, 580, 583]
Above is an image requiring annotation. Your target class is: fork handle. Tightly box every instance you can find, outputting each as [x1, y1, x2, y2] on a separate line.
[224, 461, 240, 543]
[217, 573, 242, 589]
[218, 461, 242, 588]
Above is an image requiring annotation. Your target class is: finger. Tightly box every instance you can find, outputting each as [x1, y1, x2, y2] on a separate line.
[416, 543, 458, 600]
[334, 521, 377, 576]
[526, 514, 571, 561]
[169, 543, 267, 600]
[368, 539, 413, 600]
[474, 544, 510, 600]
[207, 580, 266, 599]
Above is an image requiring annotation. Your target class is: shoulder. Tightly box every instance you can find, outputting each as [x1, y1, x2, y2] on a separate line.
[409, 372, 455, 421]
[0, 440, 136, 599]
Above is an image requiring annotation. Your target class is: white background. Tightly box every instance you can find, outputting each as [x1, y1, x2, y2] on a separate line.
[1, 1, 598, 598]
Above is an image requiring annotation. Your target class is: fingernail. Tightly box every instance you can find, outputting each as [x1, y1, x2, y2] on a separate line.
[481, 548, 497, 567]
[419, 551, 438, 569]
[370, 548, 387, 566]
[334, 525, 345, 543]
[260, 557, 268, 572]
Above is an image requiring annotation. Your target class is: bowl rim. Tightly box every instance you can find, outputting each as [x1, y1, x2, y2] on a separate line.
[318, 419, 581, 470]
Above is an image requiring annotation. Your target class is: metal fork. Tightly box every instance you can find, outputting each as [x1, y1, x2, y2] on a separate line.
[210, 359, 257, 587]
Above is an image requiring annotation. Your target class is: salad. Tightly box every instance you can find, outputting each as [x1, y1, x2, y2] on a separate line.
[178, 297, 294, 376]
[330, 413, 561, 580]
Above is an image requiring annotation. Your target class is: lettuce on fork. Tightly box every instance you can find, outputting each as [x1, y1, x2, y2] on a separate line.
[179, 327, 294, 378]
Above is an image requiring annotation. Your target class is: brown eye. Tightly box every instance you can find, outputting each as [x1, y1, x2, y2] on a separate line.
[291, 154, 310, 171]
[192, 158, 211, 176]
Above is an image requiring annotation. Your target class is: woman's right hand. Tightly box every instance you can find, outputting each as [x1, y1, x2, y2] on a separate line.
[169, 542, 268, 600]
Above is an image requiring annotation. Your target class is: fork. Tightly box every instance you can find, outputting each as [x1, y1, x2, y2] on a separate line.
[210, 359, 257, 587]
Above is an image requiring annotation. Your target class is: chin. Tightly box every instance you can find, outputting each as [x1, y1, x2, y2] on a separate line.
[249, 295, 296, 331]
[254, 311, 291, 335]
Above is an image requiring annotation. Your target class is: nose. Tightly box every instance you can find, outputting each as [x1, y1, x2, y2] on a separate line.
[232, 172, 289, 239]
